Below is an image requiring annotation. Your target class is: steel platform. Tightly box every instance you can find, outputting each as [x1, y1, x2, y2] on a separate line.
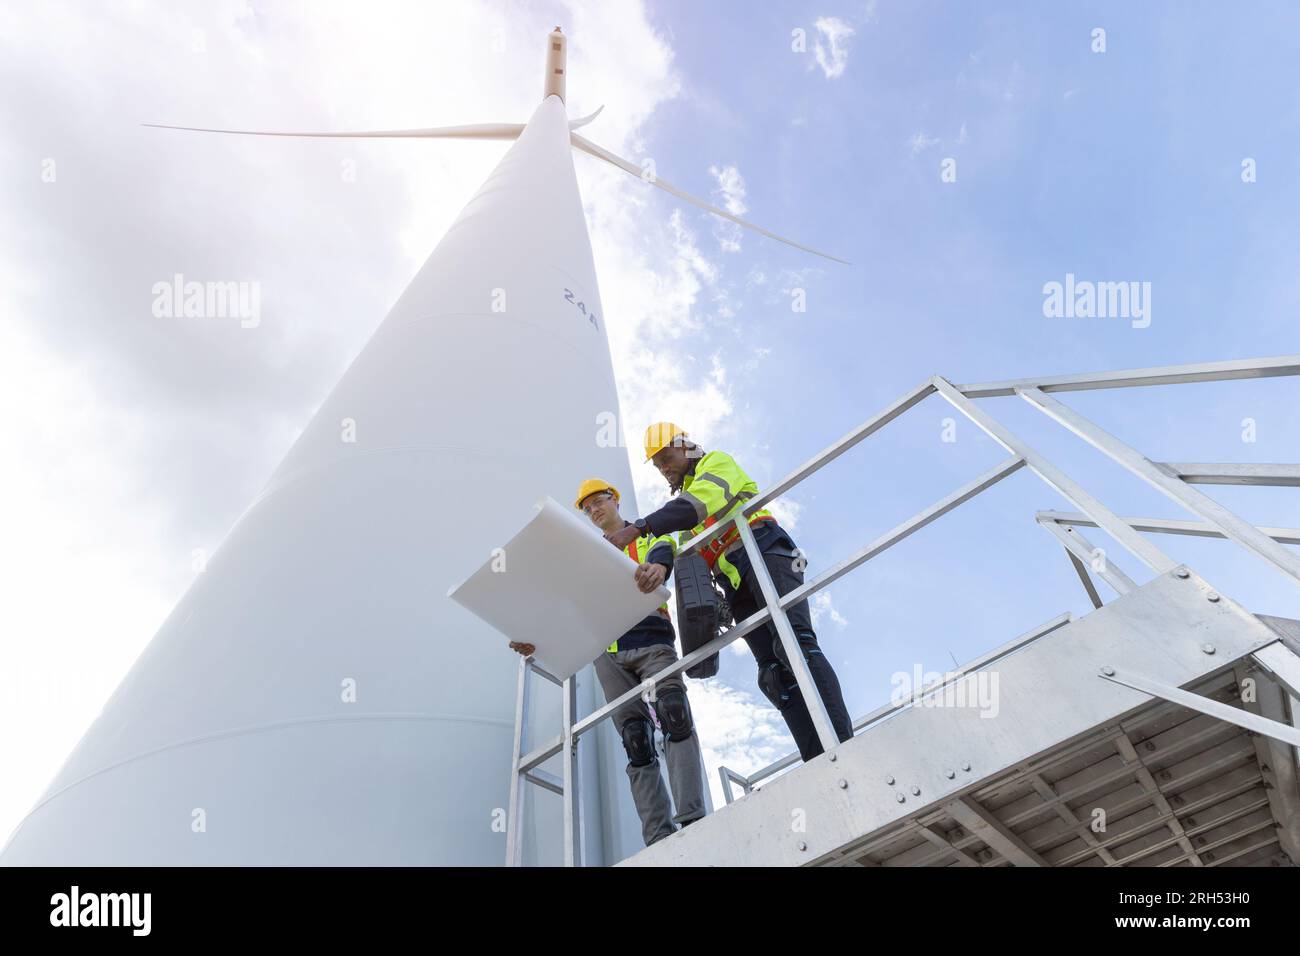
[621, 568, 1300, 867]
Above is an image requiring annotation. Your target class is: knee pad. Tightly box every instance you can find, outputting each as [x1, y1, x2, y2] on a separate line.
[756, 661, 795, 711]
[619, 717, 656, 767]
[656, 688, 694, 741]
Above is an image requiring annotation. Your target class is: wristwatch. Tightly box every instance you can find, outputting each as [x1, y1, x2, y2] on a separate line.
[634, 517, 651, 535]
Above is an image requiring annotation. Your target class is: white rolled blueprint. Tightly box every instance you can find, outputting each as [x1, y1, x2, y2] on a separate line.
[448, 497, 672, 679]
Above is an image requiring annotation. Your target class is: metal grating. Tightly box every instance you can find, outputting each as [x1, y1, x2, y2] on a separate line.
[623, 567, 1300, 868]
[827, 670, 1294, 867]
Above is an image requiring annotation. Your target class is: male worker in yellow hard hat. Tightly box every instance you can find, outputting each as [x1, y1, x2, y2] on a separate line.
[605, 424, 853, 763]
[509, 478, 706, 846]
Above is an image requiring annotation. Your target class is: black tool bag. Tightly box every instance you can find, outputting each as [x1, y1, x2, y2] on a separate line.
[674, 552, 731, 679]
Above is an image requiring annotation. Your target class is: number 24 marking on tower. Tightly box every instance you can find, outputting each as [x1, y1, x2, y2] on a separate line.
[564, 288, 600, 331]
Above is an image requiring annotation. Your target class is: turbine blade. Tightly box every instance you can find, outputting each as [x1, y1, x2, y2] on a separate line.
[141, 121, 525, 141]
[568, 105, 604, 130]
[570, 132, 849, 265]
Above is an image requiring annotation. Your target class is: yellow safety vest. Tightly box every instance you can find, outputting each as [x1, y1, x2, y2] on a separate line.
[607, 528, 677, 653]
[676, 450, 774, 590]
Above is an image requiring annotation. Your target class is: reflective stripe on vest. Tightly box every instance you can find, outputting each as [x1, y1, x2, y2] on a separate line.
[608, 529, 672, 653]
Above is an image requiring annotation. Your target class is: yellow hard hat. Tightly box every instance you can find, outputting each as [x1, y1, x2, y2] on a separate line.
[644, 421, 687, 462]
[574, 478, 620, 510]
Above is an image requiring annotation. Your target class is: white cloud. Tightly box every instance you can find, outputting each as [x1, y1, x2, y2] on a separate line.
[810, 590, 849, 629]
[687, 678, 795, 808]
[708, 163, 747, 253]
[593, 199, 737, 511]
[765, 496, 804, 532]
[708, 163, 748, 217]
[811, 16, 855, 80]
[909, 131, 941, 155]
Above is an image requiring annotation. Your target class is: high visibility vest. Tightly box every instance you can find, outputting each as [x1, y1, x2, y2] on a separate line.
[607, 528, 676, 653]
[676, 450, 774, 590]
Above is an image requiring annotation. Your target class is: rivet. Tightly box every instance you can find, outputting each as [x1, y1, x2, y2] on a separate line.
[961, 762, 971, 772]
[1207, 592, 1220, 603]
[1175, 569, 1190, 579]
[838, 779, 848, 789]
[828, 753, 837, 762]
[1101, 666, 1115, 677]
[1202, 643, 1216, 655]
[885, 775, 895, 786]
[945, 769, 955, 779]
[911, 786, 921, 796]
[896, 793, 906, 803]
[797, 840, 807, 851]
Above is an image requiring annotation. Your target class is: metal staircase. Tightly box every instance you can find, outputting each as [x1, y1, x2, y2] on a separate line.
[509, 355, 1300, 867]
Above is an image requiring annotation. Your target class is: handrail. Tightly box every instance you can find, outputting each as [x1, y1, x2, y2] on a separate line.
[709, 355, 1300, 804]
[510, 354, 1300, 863]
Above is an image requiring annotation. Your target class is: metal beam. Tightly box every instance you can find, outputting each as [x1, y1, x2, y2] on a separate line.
[1019, 386, 1300, 587]
[1099, 664, 1300, 749]
[1035, 514, 1137, 597]
[1167, 463, 1300, 487]
[1038, 511, 1300, 547]
[1113, 731, 1203, 866]
[778, 455, 1026, 611]
[718, 766, 751, 806]
[954, 354, 1300, 399]
[1028, 773, 1118, 865]
[1063, 548, 1104, 609]
[719, 611, 1073, 793]
[1252, 642, 1300, 701]
[1232, 662, 1300, 865]
[505, 656, 531, 867]
[915, 822, 983, 866]
[932, 376, 1178, 574]
[524, 768, 564, 796]
[561, 676, 582, 867]
[944, 797, 1046, 866]
[738, 517, 841, 754]
[677, 379, 937, 557]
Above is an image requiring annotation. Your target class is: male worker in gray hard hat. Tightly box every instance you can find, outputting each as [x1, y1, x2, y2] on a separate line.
[509, 478, 706, 846]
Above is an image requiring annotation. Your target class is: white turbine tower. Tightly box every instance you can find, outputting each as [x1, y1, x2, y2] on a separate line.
[1, 28, 841, 866]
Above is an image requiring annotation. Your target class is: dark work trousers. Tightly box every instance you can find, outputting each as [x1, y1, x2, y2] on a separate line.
[719, 523, 854, 761]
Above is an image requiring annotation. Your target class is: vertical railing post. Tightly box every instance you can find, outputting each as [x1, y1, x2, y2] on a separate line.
[505, 655, 532, 867]
[561, 675, 582, 867]
[736, 518, 841, 754]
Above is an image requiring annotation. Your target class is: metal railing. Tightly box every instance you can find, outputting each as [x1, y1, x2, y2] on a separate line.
[507, 354, 1300, 863]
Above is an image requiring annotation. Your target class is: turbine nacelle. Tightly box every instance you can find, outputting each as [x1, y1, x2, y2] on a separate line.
[545, 26, 566, 103]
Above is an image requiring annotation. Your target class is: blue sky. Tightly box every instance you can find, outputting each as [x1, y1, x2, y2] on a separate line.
[1, 0, 1297, 841]
[620, 0, 1300, 733]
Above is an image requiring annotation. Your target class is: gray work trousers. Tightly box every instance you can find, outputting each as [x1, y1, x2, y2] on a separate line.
[593, 643, 706, 846]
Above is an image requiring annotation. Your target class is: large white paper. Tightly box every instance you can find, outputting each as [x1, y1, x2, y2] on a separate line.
[448, 497, 671, 679]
